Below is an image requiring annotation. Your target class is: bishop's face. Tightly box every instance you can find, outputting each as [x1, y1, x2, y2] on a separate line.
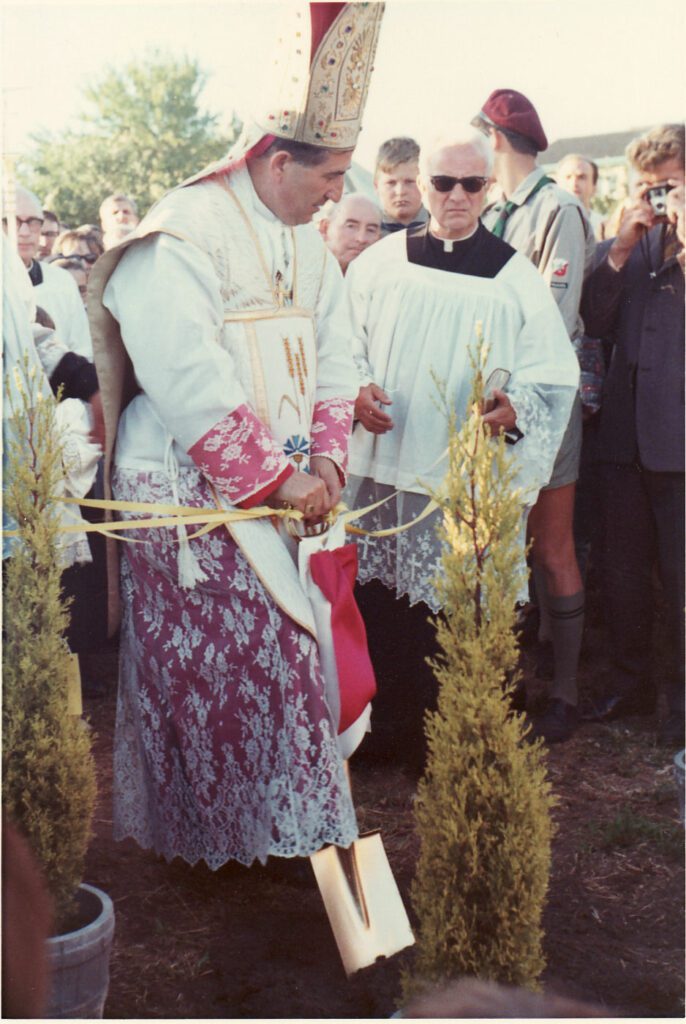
[421, 144, 489, 241]
[274, 150, 352, 225]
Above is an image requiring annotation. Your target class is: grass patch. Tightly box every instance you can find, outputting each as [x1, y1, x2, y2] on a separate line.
[586, 806, 683, 860]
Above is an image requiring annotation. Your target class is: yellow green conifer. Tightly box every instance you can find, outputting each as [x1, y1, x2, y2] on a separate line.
[403, 341, 554, 998]
[3, 357, 97, 929]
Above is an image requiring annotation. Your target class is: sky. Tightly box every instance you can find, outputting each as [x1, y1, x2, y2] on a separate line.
[1, 0, 684, 173]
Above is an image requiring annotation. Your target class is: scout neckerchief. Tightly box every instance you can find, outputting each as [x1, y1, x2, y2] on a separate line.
[491, 174, 555, 238]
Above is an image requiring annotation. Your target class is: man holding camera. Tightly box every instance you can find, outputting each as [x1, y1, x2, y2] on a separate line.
[581, 124, 684, 747]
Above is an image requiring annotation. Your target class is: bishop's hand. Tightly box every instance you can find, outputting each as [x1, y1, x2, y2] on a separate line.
[310, 455, 342, 508]
[267, 469, 331, 521]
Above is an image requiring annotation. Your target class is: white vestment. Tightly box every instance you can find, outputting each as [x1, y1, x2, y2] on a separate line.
[344, 227, 580, 610]
[3, 238, 99, 566]
[34, 260, 93, 359]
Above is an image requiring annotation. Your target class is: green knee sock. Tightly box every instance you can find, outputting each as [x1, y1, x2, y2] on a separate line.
[533, 563, 551, 643]
[548, 590, 585, 707]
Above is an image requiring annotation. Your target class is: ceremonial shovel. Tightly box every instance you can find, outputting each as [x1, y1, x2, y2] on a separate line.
[310, 766, 415, 976]
[296, 520, 414, 974]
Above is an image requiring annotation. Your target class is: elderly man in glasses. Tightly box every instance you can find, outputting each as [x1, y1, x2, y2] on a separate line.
[344, 130, 579, 773]
[3, 185, 92, 360]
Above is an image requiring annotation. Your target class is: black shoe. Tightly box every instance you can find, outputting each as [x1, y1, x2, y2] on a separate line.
[529, 698, 579, 744]
[581, 691, 655, 723]
[657, 711, 685, 748]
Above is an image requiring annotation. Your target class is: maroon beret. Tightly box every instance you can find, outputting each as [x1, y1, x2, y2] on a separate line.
[479, 89, 548, 152]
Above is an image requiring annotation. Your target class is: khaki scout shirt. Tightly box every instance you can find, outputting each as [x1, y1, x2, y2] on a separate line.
[482, 167, 595, 341]
[379, 204, 429, 238]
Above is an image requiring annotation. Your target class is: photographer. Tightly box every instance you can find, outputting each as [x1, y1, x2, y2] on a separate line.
[581, 124, 684, 747]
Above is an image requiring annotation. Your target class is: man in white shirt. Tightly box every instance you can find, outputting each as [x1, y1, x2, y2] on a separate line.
[5, 185, 93, 359]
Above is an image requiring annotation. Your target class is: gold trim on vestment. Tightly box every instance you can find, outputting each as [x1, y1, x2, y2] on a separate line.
[223, 306, 314, 323]
[217, 176, 298, 308]
[244, 322, 270, 425]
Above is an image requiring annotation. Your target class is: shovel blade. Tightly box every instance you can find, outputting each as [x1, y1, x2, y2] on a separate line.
[310, 831, 415, 976]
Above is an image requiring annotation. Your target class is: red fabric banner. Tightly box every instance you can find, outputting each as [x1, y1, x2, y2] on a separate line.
[309, 544, 376, 734]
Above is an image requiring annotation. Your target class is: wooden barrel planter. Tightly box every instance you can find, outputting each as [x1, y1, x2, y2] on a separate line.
[45, 883, 115, 1019]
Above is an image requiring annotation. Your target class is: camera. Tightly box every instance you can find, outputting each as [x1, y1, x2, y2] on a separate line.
[482, 367, 510, 413]
[644, 183, 674, 218]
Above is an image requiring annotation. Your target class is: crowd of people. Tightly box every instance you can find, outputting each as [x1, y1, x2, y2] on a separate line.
[3, 186, 142, 698]
[3, 0, 683, 889]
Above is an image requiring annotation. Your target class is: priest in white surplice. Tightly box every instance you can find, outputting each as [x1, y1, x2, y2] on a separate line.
[88, 3, 385, 870]
[344, 132, 579, 771]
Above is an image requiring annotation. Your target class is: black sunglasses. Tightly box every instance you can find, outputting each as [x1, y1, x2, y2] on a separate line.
[430, 175, 489, 194]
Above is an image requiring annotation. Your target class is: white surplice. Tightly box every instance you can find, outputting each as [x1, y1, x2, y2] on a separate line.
[344, 228, 580, 611]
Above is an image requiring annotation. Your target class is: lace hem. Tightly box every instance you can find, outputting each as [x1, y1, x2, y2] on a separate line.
[111, 466, 358, 868]
[346, 477, 530, 610]
[507, 383, 576, 497]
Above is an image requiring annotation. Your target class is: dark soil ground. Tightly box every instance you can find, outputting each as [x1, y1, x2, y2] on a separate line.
[82, 585, 685, 1019]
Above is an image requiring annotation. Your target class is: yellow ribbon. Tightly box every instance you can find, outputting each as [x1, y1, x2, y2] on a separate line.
[3, 491, 440, 542]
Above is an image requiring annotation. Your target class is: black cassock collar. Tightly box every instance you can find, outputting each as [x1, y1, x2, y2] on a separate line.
[406, 221, 516, 280]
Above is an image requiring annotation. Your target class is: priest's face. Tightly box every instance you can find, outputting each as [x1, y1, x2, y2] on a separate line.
[422, 144, 489, 240]
[274, 150, 352, 225]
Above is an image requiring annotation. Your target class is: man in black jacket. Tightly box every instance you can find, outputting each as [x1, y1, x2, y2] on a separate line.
[581, 124, 684, 746]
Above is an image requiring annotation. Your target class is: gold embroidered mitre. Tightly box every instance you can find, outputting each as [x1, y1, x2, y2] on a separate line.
[256, 2, 385, 150]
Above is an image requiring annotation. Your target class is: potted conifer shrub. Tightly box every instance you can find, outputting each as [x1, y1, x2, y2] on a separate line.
[402, 346, 555, 1001]
[3, 358, 114, 1018]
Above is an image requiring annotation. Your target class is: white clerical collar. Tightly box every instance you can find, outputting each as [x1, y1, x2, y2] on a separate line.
[430, 223, 479, 252]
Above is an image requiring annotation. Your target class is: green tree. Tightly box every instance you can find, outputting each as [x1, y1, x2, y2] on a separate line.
[403, 342, 554, 1000]
[22, 51, 240, 226]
